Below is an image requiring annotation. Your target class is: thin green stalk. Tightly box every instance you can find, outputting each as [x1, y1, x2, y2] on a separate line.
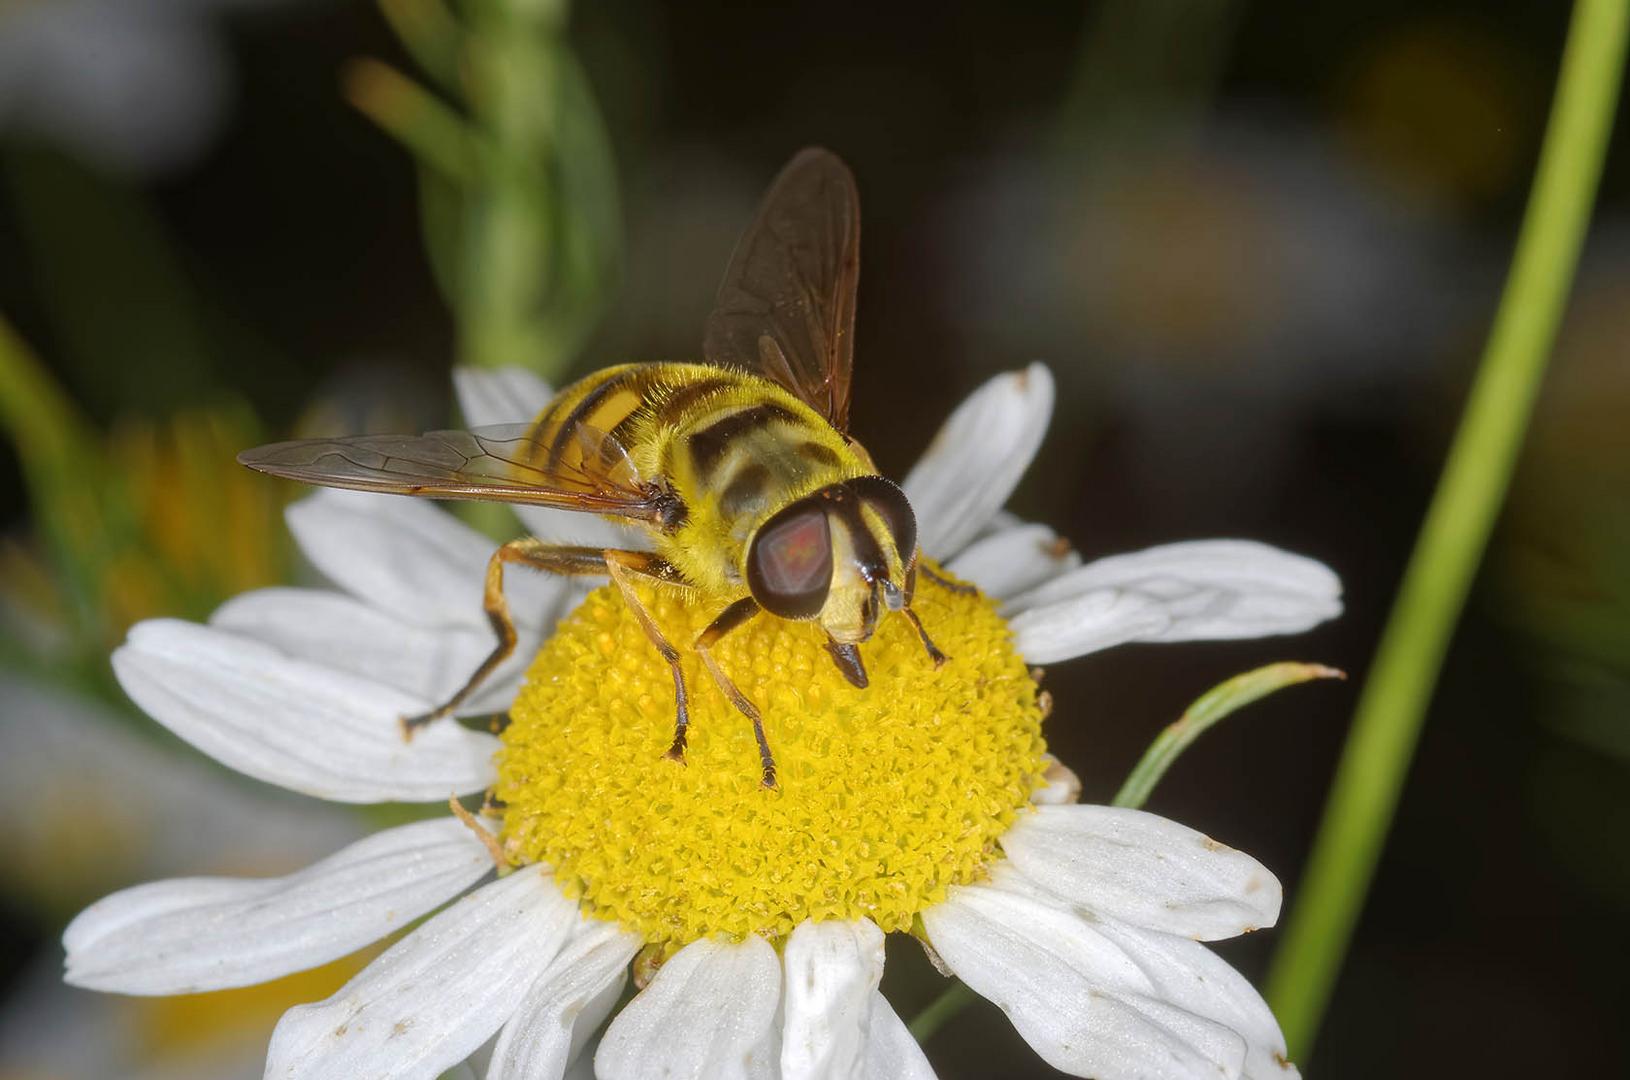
[907, 981, 977, 1043]
[1265, 0, 1628, 1058]
[461, 0, 566, 374]
[342, 58, 480, 185]
[377, 0, 463, 92]
[1112, 663, 1344, 810]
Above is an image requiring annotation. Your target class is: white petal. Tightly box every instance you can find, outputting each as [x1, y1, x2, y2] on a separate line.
[488, 919, 640, 1080]
[944, 522, 1080, 601]
[780, 920, 885, 1080]
[511, 504, 651, 552]
[63, 818, 494, 995]
[999, 805, 1280, 940]
[1006, 541, 1342, 664]
[265, 867, 575, 1080]
[0, 674, 363, 891]
[922, 884, 1245, 1080]
[597, 936, 782, 1080]
[114, 619, 498, 803]
[1090, 920, 1298, 1080]
[902, 364, 1054, 559]
[861, 993, 937, 1080]
[453, 366, 555, 426]
[563, 974, 626, 1077]
[211, 587, 536, 718]
[562, 1054, 598, 1080]
[286, 490, 564, 631]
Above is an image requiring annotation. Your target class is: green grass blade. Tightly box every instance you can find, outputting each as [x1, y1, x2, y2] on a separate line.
[1265, 0, 1630, 1058]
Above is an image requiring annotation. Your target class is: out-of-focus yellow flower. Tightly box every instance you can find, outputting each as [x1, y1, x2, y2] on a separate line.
[0, 317, 289, 660]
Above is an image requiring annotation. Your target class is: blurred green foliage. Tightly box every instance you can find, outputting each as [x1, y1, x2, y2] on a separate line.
[351, 0, 621, 380]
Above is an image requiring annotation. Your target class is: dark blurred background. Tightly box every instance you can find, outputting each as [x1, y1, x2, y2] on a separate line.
[1, 1, 1626, 1077]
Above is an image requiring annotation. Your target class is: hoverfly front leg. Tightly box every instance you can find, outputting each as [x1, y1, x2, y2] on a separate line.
[901, 557, 950, 669]
[693, 597, 778, 789]
[917, 559, 979, 597]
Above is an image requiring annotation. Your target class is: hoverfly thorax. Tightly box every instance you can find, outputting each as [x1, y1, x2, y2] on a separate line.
[239, 148, 957, 789]
[745, 476, 917, 644]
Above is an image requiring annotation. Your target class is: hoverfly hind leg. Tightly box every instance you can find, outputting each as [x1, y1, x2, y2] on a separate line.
[401, 537, 541, 739]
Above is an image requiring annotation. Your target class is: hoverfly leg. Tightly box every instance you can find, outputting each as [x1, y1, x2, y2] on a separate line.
[694, 598, 776, 788]
[900, 556, 950, 669]
[401, 537, 543, 738]
[918, 560, 979, 597]
[603, 551, 693, 766]
[824, 640, 869, 688]
[901, 607, 948, 669]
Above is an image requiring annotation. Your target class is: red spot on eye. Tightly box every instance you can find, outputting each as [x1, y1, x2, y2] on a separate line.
[759, 510, 831, 595]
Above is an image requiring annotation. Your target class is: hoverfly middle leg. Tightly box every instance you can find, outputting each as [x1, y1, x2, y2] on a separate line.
[601, 549, 695, 771]
[692, 597, 777, 789]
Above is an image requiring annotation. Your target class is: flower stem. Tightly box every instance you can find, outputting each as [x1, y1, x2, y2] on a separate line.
[906, 981, 977, 1043]
[1264, 0, 1628, 1058]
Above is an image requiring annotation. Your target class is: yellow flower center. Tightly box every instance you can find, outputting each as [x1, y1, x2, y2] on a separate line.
[496, 567, 1046, 949]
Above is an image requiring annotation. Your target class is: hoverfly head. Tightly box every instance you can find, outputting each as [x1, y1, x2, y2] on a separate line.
[744, 477, 917, 644]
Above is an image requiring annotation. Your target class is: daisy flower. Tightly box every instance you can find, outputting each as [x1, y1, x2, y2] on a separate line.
[62, 363, 1341, 1080]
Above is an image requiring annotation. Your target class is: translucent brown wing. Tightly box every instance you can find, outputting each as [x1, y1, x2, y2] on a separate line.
[704, 147, 859, 432]
[238, 422, 674, 522]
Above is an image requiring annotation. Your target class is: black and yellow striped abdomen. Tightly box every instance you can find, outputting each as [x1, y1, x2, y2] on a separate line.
[529, 363, 867, 596]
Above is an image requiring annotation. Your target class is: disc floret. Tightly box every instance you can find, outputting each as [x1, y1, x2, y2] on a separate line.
[496, 571, 1047, 948]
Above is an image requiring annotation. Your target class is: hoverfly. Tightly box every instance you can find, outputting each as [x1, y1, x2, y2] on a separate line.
[240, 149, 966, 788]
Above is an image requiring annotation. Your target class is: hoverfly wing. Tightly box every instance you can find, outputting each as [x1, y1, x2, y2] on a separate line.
[238, 423, 670, 521]
[704, 147, 859, 433]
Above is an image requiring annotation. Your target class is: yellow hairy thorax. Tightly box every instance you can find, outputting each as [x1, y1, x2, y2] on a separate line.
[494, 565, 1047, 950]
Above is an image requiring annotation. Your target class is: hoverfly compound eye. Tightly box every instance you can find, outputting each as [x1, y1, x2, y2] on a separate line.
[747, 502, 834, 618]
[848, 476, 918, 566]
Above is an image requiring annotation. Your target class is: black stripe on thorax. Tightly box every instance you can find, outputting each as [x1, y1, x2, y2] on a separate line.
[719, 462, 771, 520]
[796, 441, 841, 467]
[607, 373, 736, 452]
[653, 375, 736, 425]
[546, 367, 648, 466]
[687, 402, 800, 477]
